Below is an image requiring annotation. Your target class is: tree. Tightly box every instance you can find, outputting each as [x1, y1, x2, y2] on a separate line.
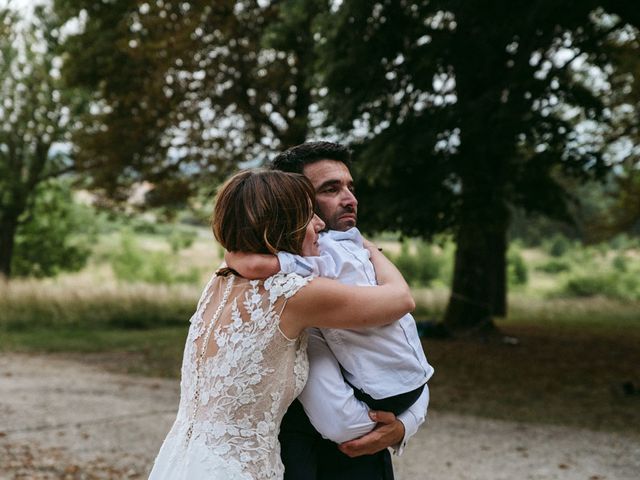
[578, 35, 640, 241]
[54, 0, 327, 203]
[318, 1, 640, 334]
[0, 6, 86, 279]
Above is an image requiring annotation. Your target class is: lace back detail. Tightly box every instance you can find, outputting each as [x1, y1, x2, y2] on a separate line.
[152, 273, 311, 480]
[185, 274, 235, 443]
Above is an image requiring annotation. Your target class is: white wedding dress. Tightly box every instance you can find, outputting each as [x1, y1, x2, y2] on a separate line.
[148, 272, 311, 480]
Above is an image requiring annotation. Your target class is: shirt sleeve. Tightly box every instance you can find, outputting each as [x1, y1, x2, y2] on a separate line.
[277, 251, 341, 279]
[297, 329, 376, 443]
[393, 384, 430, 456]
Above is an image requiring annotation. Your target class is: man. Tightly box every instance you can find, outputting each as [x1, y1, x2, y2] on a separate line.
[272, 141, 431, 480]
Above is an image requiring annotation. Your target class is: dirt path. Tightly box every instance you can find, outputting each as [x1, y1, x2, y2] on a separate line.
[1, 353, 638, 480]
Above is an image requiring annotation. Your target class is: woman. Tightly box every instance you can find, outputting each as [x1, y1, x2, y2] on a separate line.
[148, 169, 414, 480]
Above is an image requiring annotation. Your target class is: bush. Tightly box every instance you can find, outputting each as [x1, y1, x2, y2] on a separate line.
[110, 232, 200, 285]
[562, 271, 640, 301]
[11, 180, 95, 278]
[536, 259, 571, 273]
[612, 255, 627, 273]
[546, 234, 571, 257]
[392, 240, 442, 287]
[608, 234, 639, 251]
[169, 229, 196, 253]
[508, 246, 528, 286]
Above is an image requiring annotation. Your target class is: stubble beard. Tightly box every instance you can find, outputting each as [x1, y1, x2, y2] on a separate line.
[326, 206, 357, 232]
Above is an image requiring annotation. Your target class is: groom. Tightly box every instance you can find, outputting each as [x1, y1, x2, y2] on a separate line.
[272, 142, 430, 480]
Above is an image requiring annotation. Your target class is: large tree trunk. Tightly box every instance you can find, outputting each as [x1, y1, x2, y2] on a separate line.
[0, 214, 19, 279]
[443, 220, 508, 335]
[490, 228, 507, 317]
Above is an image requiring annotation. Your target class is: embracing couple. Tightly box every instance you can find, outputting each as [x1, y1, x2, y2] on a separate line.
[148, 142, 434, 480]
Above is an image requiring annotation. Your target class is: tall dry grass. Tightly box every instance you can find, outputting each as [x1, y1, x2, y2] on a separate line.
[411, 287, 639, 328]
[0, 276, 200, 331]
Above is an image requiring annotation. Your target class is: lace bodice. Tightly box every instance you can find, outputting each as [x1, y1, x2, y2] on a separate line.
[149, 272, 311, 480]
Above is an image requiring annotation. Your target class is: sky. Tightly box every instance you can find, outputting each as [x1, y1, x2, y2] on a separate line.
[0, 0, 48, 14]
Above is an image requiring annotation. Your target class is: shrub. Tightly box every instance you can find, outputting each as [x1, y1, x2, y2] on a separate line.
[608, 234, 639, 251]
[508, 246, 528, 286]
[169, 230, 196, 253]
[392, 240, 442, 287]
[612, 255, 627, 273]
[546, 234, 571, 257]
[536, 259, 571, 273]
[110, 232, 200, 285]
[563, 274, 610, 297]
[11, 180, 95, 278]
[562, 271, 640, 301]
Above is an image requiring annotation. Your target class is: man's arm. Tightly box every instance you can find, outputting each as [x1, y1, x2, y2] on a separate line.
[298, 328, 375, 443]
[299, 329, 405, 453]
[339, 384, 429, 457]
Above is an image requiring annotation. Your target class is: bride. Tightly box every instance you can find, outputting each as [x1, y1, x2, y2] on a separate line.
[148, 169, 414, 480]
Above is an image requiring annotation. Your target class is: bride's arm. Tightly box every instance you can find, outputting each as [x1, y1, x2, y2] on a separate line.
[282, 245, 414, 336]
[224, 251, 280, 278]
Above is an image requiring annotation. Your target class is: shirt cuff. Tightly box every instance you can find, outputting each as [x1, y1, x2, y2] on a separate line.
[393, 405, 421, 456]
[392, 419, 408, 456]
[276, 251, 314, 276]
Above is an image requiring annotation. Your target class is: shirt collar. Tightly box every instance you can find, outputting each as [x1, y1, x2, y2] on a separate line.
[323, 227, 363, 245]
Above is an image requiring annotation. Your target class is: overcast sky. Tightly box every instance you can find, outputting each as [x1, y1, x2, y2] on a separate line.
[0, 0, 48, 13]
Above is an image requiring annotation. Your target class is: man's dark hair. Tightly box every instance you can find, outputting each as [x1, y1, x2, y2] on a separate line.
[270, 141, 352, 174]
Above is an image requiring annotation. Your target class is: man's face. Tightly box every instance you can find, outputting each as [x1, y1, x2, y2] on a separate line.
[302, 159, 358, 232]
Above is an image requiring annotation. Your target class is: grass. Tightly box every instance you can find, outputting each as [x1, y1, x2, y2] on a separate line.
[0, 277, 198, 330]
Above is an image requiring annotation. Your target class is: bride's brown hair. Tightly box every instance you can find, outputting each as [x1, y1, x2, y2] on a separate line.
[212, 169, 316, 255]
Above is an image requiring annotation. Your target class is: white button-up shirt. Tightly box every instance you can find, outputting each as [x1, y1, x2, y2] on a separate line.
[277, 228, 434, 452]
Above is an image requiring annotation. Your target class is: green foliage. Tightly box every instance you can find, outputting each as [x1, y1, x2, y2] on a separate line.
[50, 1, 640, 333]
[562, 271, 640, 302]
[509, 209, 579, 247]
[612, 255, 627, 272]
[391, 240, 442, 287]
[54, 0, 328, 201]
[318, 1, 640, 329]
[11, 181, 94, 278]
[545, 234, 572, 258]
[536, 259, 572, 274]
[507, 246, 529, 286]
[608, 233, 640, 251]
[0, 6, 88, 277]
[169, 229, 196, 254]
[110, 232, 200, 285]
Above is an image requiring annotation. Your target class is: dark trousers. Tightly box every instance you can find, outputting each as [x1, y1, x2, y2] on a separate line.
[279, 400, 394, 480]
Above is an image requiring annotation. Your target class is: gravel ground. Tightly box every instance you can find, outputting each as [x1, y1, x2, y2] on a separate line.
[1, 353, 638, 480]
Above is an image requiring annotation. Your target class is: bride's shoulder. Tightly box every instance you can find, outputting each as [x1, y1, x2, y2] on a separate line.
[263, 272, 314, 301]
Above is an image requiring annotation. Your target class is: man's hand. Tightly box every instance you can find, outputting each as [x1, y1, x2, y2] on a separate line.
[337, 410, 405, 458]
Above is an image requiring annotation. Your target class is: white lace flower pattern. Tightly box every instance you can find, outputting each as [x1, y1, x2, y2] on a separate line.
[149, 273, 311, 480]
